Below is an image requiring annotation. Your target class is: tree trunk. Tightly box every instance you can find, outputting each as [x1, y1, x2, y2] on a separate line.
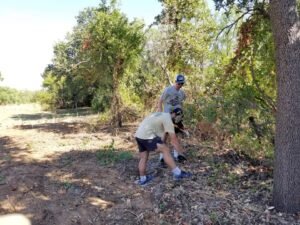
[111, 58, 124, 128]
[269, 0, 300, 213]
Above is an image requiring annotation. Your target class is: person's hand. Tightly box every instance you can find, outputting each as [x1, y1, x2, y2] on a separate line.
[182, 130, 190, 138]
[177, 154, 187, 163]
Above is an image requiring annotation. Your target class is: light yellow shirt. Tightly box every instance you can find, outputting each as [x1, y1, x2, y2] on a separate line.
[135, 112, 175, 139]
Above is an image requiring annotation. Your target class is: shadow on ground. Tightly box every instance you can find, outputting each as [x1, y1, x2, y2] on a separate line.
[0, 135, 156, 225]
[14, 118, 136, 135]
[1, 124, 298, 225]
[10, 107, 95, 121]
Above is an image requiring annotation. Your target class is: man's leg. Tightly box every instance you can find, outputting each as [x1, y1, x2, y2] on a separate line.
[159, 133, 169, 166]
[172, 136, 187, 162]
[138, 151, 149, 176]
[173, 122, 187, 162]
[156, 143, 184, 178]
[136, 137, 160, 185]
[157, 143, 176, 169]
[137, 150, 154, 185]
[157, 143, 192, 180]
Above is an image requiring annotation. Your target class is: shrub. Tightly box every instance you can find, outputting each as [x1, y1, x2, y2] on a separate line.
[96, 140, 133, 165]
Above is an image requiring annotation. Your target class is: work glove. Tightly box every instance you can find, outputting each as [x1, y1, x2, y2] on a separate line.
[177, 154, 187, 163]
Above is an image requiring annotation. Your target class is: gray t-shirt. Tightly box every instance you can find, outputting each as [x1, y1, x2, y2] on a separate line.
[160, 85, 186, 112]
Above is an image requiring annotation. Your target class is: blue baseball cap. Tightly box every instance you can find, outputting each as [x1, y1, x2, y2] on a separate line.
[175, 74, 185, 83]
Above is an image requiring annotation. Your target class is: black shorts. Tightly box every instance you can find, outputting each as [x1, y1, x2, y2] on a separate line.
[135, 136, 163, 152]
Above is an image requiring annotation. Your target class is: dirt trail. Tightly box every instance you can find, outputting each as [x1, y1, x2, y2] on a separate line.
[0, 104, 299, 225]
[0, 104, 144, 225]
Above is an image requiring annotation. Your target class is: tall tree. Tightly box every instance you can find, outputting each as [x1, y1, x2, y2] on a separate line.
[269, 0, 300, 212]
[155, 0, 215, 83]
[214, 0, 300, 212]
[85, 2, 145, 127]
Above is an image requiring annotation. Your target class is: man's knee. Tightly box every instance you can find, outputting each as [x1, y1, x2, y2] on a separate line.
[157, 143, 169, 153]
[139, 151, 149, 160]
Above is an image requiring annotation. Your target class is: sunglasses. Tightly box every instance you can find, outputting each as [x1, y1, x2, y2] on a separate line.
[177, 83, 184, 86]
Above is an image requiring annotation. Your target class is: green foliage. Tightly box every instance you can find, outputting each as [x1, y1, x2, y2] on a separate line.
[140, 0, 218, 117]
[153, 0, 217, 82]
[36, 0, 276, 162]
[62, 181, 73, 190]
[207, 161, 239, 187]
[33, 89, 56, 110]
[209, 211, 219, 224]
[41, 2, 145, 127]
[96, 139, 133, 166]
[0, 175, 5, 185]
[84, 5, 145, 126]
[213, 0, 269, 18]
[232, 132, 274, 160]
[197, 7, 276, 160]
[96, 111, 112, 124]
[0, 86, 37, 105]
[91, 87, 112, 112]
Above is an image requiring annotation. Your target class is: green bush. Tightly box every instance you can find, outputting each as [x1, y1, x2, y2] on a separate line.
[33, 90, 56, 110]
[0, 86, 37, 105]
[91, 88, 112, 112]
[231, 133, 274, 160]
[96, 140, 133, 165]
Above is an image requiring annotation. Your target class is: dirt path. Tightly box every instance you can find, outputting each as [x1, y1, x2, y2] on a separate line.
[0, 104, 299, 225]
[0, 104, 145, 225]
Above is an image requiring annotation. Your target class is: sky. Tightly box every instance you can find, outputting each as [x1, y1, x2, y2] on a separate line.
[0, 0, 163, 90]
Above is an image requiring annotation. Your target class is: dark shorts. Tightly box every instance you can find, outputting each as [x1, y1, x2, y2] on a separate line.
[135, 136, 163, 152]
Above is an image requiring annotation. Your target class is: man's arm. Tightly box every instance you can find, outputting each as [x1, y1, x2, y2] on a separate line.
[169, 133, 184, 154]
[158, 87, 169, 112]
[157, 98, 163, 112]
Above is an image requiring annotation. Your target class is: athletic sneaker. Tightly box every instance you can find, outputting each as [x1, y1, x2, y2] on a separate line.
[137, 175, 153, 186]
[173, 171, 192, 180]
[176, 155, 187, 163]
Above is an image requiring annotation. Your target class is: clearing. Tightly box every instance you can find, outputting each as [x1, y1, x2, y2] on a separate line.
[0, 104, 299, 225]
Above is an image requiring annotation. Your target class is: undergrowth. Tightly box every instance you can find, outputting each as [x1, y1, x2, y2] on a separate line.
[96, 139, 133, 165]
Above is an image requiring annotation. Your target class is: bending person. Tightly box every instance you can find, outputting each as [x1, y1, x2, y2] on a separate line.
[134, 108, 192, 186]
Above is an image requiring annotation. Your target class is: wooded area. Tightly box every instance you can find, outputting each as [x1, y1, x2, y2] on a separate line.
[1, 0, 300, 223]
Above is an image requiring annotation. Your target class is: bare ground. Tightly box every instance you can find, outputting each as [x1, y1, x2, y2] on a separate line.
[0, 104, 299, 225]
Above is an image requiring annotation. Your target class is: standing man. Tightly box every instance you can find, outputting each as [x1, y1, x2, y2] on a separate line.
[157, 74, 187, 164]
[134, 108, 192, 186]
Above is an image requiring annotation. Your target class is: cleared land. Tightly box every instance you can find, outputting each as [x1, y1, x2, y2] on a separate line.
[0, 104, 299, 225]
